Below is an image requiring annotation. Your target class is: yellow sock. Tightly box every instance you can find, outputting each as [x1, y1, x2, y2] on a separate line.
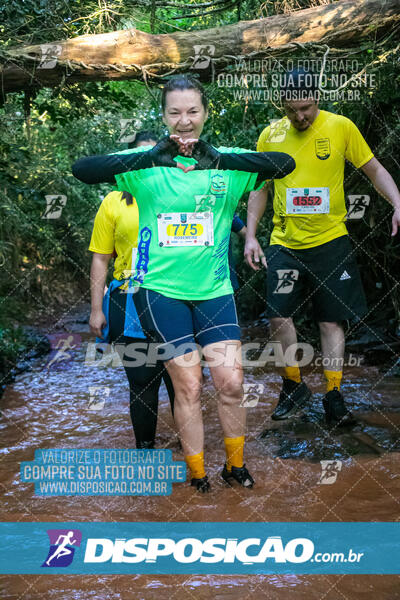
[185, 451, 206, 479]
[284, 365, 301, 383]
[324, 369, 343, 392]
[224, 436, 245, 471]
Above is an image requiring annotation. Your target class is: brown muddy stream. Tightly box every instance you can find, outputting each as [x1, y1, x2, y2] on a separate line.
[1, 305, 399, 599]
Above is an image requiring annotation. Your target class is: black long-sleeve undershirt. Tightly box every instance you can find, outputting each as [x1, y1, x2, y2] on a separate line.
[219, 151, 295, 181]
[72, 148, 295, 185]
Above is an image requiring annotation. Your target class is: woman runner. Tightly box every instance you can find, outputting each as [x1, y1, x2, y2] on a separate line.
[73, 75, 295, 492]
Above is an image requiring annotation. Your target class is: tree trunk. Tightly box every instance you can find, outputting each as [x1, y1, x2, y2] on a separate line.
[1, 0, 399, 93]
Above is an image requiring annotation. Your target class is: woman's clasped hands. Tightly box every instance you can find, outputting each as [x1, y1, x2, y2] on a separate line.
[148, 135, 221, 172]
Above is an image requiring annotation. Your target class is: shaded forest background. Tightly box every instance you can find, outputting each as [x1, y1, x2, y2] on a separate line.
[0, 0, 399, 369]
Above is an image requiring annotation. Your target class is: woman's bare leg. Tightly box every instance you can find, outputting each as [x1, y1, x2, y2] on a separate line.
[203, 340, 245, 437]
[165, 351, 203, 455]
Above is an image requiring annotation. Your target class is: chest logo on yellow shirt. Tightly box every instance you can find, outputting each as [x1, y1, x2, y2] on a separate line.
[315, 138, 331, 160]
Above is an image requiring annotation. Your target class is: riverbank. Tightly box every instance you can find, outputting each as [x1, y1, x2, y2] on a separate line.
[0, 278, 89, 398]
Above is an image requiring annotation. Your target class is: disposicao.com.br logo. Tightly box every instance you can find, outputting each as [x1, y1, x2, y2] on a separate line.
[2, 522, 395, 574]
[83, 536, 363, 566]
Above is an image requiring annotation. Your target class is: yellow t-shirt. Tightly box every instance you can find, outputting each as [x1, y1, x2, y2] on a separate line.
[89, 190, 139, 281]
[257, 110, 374, 249]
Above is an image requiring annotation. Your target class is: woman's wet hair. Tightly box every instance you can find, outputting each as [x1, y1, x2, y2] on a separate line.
[129, 130, 158, 148]
[121, 190, 134, 206]
[161, 75, 208, 112]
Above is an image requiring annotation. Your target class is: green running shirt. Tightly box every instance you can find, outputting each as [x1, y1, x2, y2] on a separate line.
[114, 146, 259, 300]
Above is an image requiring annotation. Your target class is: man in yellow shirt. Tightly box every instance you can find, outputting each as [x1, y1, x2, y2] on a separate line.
[245, 69, 400, 427]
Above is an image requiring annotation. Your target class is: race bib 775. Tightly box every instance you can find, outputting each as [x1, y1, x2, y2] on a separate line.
[157, 212, 214, 247]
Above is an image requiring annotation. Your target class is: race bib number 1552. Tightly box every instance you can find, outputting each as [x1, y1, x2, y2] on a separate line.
[286, 187, 330, 215]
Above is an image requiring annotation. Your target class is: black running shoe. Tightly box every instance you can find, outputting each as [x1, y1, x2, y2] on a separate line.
[221, 464, 254, 488]
[271, 378, 312, 420]
[323, 388, 356, 426]
[191, 475, 210, 493]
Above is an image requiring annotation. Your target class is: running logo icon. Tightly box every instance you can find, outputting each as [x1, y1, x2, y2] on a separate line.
[38, 44, 62, 69]
[347, 195, 370, 219]
[88, 386, 110, 411]
[118, 118, 137, 144]
[274, 269, 299, 294]
[268, 119, 290, 143]
[42, 195, 67, 219]
[240, 384, 264, 407]
[318, 460, 342, 485]
[42, 529, 82, 567]
[192, 45, 215, 69]
[45, 333, 81, 371]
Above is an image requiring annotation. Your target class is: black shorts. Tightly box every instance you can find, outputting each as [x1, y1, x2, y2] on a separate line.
[265, 235, 368, 322]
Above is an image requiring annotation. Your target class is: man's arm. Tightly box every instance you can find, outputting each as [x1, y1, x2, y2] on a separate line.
[361, 157, 400, 236]
[237, 225, 247, 239]
[244, 184, 269, 270]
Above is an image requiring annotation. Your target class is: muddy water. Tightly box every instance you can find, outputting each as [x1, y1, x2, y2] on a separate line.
[1, 307, 400, 599]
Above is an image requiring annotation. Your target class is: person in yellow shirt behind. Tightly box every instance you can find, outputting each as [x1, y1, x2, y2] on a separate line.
[245, 68, 400, 427]
[89, 131, 175, 449]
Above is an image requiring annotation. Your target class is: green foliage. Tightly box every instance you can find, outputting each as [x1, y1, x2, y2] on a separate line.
[0, 326, 31, 362]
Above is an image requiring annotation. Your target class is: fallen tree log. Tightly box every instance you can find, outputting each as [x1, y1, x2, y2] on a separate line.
[1, 0, 399, 93]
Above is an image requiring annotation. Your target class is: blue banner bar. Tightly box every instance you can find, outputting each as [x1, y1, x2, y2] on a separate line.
[0, 522, 399, 574]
